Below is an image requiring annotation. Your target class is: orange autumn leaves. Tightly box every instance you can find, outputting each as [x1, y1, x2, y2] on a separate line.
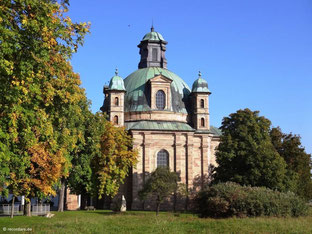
[27, 143, 65, 197]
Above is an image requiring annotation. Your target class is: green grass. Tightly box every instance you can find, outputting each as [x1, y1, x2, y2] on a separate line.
[1, 209, 312, 234]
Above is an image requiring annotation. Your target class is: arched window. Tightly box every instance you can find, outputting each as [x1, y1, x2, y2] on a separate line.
[200, 99, 204, 108]
[201, 118, 205, 127]
[157, 149, 169, 168]
[156, 90, 166, 110]
[115, 97, 119, 106]
[114, 115, 118, 125]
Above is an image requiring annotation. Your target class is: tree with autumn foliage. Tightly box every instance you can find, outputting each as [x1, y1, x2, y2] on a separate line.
[0, 0, 90, 217]
[67, 112, 138, 208]
[91, 118, 138, 199]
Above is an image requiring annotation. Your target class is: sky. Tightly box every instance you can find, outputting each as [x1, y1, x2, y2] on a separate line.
[66, 0, 312, 154]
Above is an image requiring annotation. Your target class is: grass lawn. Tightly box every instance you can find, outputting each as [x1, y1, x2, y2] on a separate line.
[1, 209, 312, 234]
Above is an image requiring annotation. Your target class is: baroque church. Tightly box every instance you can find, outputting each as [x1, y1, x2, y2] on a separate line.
[101, 27, 221, 210]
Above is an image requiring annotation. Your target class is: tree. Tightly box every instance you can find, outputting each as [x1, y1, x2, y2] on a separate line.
[91, 117, 138, 199]
[68, 113, 139, 208]
[0, 0, 90, 216]
[214, 109, 293, 191]
[270, 127, 312, 200]
[67, 111, 106, 205]
[139, 167, 179, 215]
[55, 97, 91, 212]
[0, 130, 10, 198]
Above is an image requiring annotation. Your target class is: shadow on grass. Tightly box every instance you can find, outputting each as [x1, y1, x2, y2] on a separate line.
[86, 210, 171, 217]
[81, 210, 151, 216]
[92, 210, 154, 216]
[83, 210, 117, 216]
[90, 210, 198, 218]
[50, 210, 154, 217]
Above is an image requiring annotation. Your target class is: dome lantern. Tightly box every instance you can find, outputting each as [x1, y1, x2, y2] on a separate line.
[138, 27, 168, 69]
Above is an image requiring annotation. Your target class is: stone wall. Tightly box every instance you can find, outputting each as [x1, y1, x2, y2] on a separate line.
[210, 136, 220, 167]
[129, 130, 218, 211]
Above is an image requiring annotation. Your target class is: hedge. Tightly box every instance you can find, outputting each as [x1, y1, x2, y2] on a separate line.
[195, 182, 308, 218]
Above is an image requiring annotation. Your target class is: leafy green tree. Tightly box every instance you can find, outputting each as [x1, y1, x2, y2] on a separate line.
[68, 111, 106, 201]
[271, 127, 312, 200]
[139, 167, 179, 215]
[214, 109, 293, 191]
[0, 0, 90, 216]
[54, 97, 91, 212]
[0, 130, 10, 197]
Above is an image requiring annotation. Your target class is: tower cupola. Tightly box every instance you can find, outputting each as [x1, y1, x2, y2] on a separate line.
[138, 27, 168, 69]
[191, 71, 211, 93]
[108, 69, 126, 91]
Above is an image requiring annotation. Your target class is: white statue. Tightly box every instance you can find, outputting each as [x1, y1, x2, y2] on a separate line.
[120, 195, 126, 212]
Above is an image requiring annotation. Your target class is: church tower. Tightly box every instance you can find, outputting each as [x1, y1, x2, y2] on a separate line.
[105, 69, 126, 127]
[137, 26, 168, 69]
[191, 72, 211, 130]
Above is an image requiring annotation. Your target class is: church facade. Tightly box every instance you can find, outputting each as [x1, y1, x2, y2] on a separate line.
[101, 27, 221, 210]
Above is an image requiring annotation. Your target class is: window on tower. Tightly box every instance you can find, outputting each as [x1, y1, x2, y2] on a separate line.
[201, 118, 205, 127]
[157, 149, 169, 168]
[115, 97, 119, 106]
[200, 99, 204, 108]
[114, 115, 118, 125]
[152, 48, 158, 61]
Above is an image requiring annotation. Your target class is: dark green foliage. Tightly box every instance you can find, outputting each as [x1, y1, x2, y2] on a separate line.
[195, 182, 308, 218]
[214, 109, 293, 191]
[270, 127, 312, 200]
[139, 167, 179, 215]
[67, 111, 106, 197]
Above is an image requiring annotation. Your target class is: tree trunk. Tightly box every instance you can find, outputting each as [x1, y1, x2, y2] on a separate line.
[58, 179, 65, 212]
[24, 199, 31, 217]
[156, 197, 160, 216]
[173, 193, 177, 213]
[80, 193, 87, 210]
[185, 195, 189, 211]
[10, 196, 15, 218]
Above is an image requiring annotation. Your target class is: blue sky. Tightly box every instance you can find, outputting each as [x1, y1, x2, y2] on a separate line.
[67, 0, 312, 154]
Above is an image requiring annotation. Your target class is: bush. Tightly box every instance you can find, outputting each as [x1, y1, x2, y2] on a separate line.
[195, 182, 308, 218]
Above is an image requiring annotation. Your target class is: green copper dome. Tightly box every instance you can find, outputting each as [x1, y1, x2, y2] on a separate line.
[142, 27, 165, 41]
[192, 72, 211, 93]
[124, 67, 191, 113]
[109, 69, 126, 91]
